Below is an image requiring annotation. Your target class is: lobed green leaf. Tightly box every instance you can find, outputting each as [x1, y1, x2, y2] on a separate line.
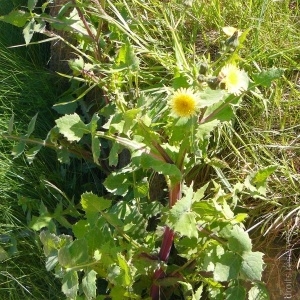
[55, 113, 87, 142]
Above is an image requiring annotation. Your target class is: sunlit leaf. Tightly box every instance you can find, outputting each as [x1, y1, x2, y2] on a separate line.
[58, 239, 89, 268]
[248, 283, 269, 300]
[251, 165, 277, 185]
[81, 192, 112, 214]
[123, 109, 140, 133]
[26, 144, 43, 163]
[91, 136, 100, 164]
[244, 165, 277, 196]
[55, 113, 87, 142]
[82, 270, 97, 299]
[198, 89, 225, 108]
[45, 254, 58, 271]
[23, 18, 35, 45]
[227, 225, 252, 253]
[118, 253, 133, 286]
[252, 68, 283, 88]
[109, 142, 120, 166]
[40, 231, 73, 257]
[104, 171, 132, 196]
[110, 285, 127, 299]
[166, 186, 198, 238]
[222, 26, 239, 36]
[0, 10, 30, 27]
[68, 56, 85, 76]
[241, 251, 264, 281]
[62, 271, 79, 298]
[115, 40, 140, 72]
[30, 215, 52, 231]
[214, 252, 242, 281]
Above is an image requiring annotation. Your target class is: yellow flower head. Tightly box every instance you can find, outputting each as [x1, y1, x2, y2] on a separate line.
[169, 88, 199, 118]
[218, 64, 249, 96]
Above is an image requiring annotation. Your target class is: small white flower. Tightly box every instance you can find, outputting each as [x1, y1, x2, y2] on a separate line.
[218, 64, 249, 96]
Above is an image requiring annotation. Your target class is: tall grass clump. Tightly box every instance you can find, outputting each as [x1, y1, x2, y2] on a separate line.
[0, 5, 65, 299]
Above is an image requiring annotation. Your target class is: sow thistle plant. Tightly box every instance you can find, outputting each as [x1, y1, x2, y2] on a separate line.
[0, 1, 283, 299]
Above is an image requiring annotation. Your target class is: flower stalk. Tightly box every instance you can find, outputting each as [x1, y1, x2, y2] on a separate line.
[150, 182, 182, 300]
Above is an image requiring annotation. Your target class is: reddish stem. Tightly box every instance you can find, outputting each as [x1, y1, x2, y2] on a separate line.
[150, 183, 181, 300]
[159, 227, 175, 262]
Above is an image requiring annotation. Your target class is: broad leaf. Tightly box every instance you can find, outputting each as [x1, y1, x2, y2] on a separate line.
[198, 89, 225, 108]
[224, 286, 246, 300]
[30, 215, 52, 231]
[82, 269, 97, 299]
[166, 186, 198, 238]
[57, 147, 70, 164]
[88, 114, 101, 164]
[26, 144, 43, 163]
[110, 285, 127, 299]
[248, 283, 269, 300]
[109, 142, 120, 167]
[62, 271, 79, 298]
[241, 251, 264, 281]
[123, 109, 140, 133]
[39, 231, 73, 256]
[252, 68, 283, 88]
[73, 220, 90, 239]
[227, 225, 252, 253]
[118, 253, 134, 286]
[251, 165, 277, 185]
[115, 40, 140, 72]
[55, 113, 87, 142]
[81, 192, 112, 214]
[91, 136, 100, 164]
[0, 10, 30, 27]
[245, 165, 277, 196]
[134, 153, 182, 184]
[58, 239, 89, 268]
[104, 171, 132, 196]
[214, 252, 242, 281]
[201, 94, 238, 124]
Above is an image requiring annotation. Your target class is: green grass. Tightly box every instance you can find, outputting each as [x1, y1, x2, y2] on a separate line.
[0, 4, 65, 297]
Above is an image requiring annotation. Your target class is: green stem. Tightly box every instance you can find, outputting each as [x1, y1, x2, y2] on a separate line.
[137, 121, 174, 164]
[2, 133, 93, 162]
[199, 94, 237, 124]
